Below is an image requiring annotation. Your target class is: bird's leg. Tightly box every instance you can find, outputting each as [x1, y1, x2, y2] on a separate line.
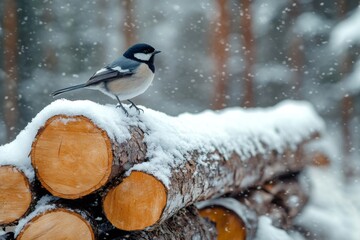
[115, 95, 129, 116]
[127, 100, 144, 114]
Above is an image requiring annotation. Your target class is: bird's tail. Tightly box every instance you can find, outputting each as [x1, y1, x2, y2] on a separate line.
[51, 83, 87, 96]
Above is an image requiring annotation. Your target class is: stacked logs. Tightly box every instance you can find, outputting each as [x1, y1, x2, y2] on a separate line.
[0, 101, 325, 239]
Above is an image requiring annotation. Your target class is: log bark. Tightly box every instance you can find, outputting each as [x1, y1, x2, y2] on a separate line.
[107, 206, 217, 240]
[197, 173, 309, 239]
[0, 165, 32, 226]
[15, 206, 95, 240]
[29, 101, 323, 230]
[239, 172, 309, 229]
[31, 115, 146, 199]
[103, 140, 316, 231]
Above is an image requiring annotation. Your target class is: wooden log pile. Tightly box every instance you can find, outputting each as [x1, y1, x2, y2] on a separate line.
[0, 99, 325, 239]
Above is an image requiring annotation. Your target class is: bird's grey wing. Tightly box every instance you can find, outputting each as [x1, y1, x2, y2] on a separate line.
[108, 56, 140, 72]
[85, 57, 140, 86]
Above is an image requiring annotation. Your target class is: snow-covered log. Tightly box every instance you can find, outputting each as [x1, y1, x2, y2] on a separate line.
[101, 101, 323, 230]
[197, 198, 257, 240]
[2, 99, 323, 233]
[197, 174, 309, 239]
[31, 114, 146, 199]
[240, 173, 309, 229]
[0, 165, 32, 226]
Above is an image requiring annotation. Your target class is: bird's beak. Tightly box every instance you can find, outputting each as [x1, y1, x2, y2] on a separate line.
[153, 50, 161, 55]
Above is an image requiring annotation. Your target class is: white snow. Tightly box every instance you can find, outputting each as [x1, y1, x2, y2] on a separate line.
[295, 168, 360, 240]
[0, 99, 326, 238]
[0, 99, 134, 181]
[330, 7, 360, 52]
[196, 166, 360, 240]
[0, 98, 323, 185]
[255, 217, 294, 240]
[14, 196, 57, 237]
[131, 100, 325, 187]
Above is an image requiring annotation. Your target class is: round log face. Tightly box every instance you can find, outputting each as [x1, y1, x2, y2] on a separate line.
[31, 115, 113, 199]
[17, 209, 95, 240]
[0, 166, 32, 225]
[103, 171, 167, 231]
[199, 206, 246, 240]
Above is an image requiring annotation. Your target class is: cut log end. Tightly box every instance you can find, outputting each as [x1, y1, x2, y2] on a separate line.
[103, 171, 167, 231]
[0, 166, 32, 225]
[17, 209, 95, 240]
[31, 115, 113, 199]
[199, 206, 247, 240]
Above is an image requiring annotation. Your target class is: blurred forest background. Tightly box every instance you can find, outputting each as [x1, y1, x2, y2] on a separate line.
[0, 0, 359, 176]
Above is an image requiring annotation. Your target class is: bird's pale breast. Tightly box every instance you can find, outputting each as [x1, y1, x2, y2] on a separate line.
[105, 63, 154, 100]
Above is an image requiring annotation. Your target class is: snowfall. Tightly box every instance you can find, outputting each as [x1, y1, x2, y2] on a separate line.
[0, 99, 360, 240]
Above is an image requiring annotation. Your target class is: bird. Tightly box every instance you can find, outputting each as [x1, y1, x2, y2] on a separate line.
[51, 43, 161, 116]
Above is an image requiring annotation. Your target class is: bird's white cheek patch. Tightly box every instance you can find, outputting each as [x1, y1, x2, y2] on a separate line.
[134, 53, 152, 61]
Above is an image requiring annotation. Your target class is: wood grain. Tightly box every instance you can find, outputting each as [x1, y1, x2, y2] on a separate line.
[31, 115, 113, 199]
[17, 209, 95, 240]
[103, 171, 167, 230]
[0, 166, 32, 225]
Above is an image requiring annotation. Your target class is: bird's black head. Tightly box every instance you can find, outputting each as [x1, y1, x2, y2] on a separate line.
[123, 43, 161, 72]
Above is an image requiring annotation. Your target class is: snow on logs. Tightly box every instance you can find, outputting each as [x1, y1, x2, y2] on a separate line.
[197, 174, 309, 239]
[0, 99, 324, 235]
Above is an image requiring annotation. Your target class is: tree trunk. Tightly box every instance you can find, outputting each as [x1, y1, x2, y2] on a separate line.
[0, 166, 32, 226]
[29, 101, 323, 230]
[3, 0, 19, 141]
[121, 0, 136, 48]
[239, 0, 255, 108]
[338, 0, 354, 178]
[211, 0, 230, 109]
[288, 0, 303, 99]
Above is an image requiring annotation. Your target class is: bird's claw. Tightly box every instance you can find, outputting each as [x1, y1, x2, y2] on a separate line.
[116, 104, 129, 117]
[129, 104, 144, 114]
[128, 101, 144, 115]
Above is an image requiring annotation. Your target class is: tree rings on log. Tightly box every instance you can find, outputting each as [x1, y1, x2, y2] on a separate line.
[103, 171, 167, 231]
[199, 206, 247, 240]
[16, 209, 95, 240]
[31, 115, 113, 199]
[0, 165, 32, 225]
